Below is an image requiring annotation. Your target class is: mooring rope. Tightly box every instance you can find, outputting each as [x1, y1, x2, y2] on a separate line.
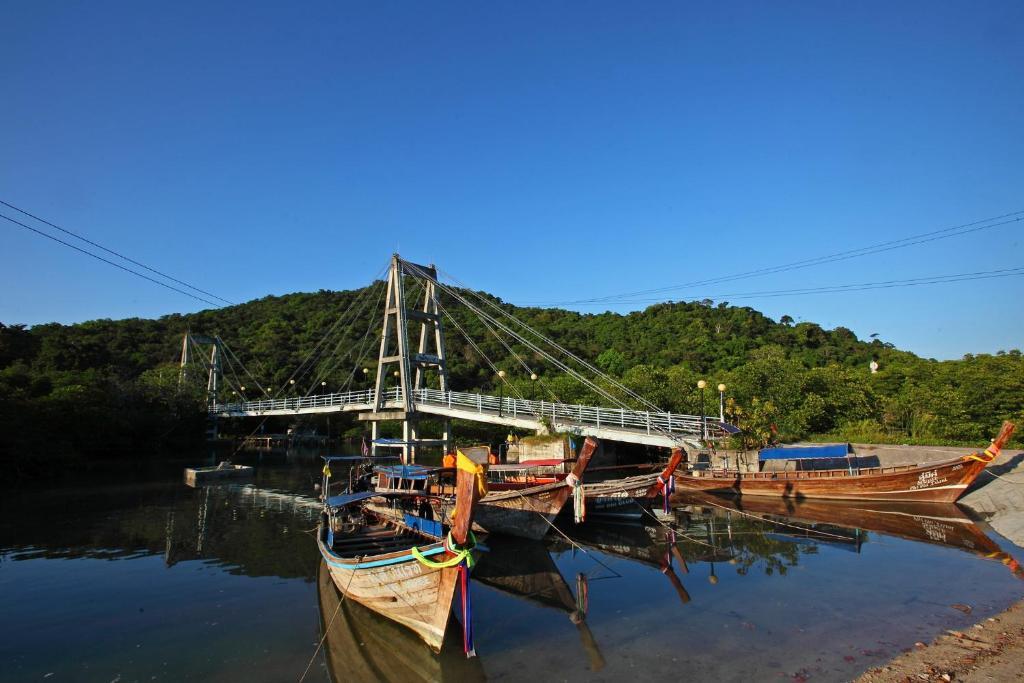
[298, 564, 357, 682]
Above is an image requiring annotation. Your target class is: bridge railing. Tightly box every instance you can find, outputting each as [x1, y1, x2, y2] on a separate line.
[215, 387, 380, 414]
[411, 388, 722, 438]
[214, 386, 724, 439]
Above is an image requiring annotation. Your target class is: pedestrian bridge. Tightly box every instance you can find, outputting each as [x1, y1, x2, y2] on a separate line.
[212, 387, 728, 449]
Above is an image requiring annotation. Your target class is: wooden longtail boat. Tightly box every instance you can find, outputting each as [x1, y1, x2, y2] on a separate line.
[468, 437, 598, 539]
[316, 559, 486, 682]
[372, 437, 599, 540]
[674, 421, 1016, 503]
[579, 449, 684, 519]
[317, 453, 485, 653]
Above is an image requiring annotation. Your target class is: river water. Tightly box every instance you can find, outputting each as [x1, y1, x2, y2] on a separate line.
[2, 451, 1022, 682]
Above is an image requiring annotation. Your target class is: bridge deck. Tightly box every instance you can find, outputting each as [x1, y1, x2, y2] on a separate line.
[213, 388, 723, 448]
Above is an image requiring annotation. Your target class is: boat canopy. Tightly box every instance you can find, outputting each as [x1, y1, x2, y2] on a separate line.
[758, 443, 850, 460]
[324, 490, 382, 509]
[320, 454, 399, 462]
[376, 464, 444, 480]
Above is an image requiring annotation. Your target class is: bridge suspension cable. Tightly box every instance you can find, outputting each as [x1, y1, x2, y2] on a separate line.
[399, 259, 702, 448]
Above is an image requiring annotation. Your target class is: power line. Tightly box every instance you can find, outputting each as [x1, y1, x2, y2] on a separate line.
[557, 266, 1024, 305]
[525, 210, 1024, 306]
[1, 212, 224, 308]
[0, 199, 234, 305]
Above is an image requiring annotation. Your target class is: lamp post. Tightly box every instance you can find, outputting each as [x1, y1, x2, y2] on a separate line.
[530, 372, 538, 401]
[718, 383, 727, 422]
[497, 370, 506, 416]
[697, 380, 707, 440]
[321, 381, 327, 395]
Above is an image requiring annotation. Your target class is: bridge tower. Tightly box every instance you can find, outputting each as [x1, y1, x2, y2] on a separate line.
[368, 254, 451, 462]
[179, 332, 224, 439]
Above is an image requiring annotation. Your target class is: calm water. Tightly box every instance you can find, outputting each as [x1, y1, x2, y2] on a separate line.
[2, 451, 1023, 682]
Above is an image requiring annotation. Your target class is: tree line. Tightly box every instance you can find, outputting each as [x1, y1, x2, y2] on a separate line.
[2, 282, 1021, 477]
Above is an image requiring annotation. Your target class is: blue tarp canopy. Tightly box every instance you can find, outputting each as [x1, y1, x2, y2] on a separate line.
[758, 443, 850, 460]
[376, 464, 442, 480]
[321, 454, 399, 462]
[324, 491, 381, 509]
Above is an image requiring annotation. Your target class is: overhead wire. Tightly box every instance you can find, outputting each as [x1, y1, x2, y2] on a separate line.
[531, 265, 1024, 306]
[524, 210, 1024, 306]
[0, 200, 234, 305]
[1, 212, 224, 308]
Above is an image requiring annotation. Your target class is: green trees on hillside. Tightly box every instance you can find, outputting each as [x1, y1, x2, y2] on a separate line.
[1, 286, 1022, 476]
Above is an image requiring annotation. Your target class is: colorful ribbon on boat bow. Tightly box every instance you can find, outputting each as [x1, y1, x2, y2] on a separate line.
[566, 472, 585, 523]
[658, 473, 676, 514]
[410, 530, 478, 569]
[409, 530, 479, 657]
[963, 447, 1000, 463]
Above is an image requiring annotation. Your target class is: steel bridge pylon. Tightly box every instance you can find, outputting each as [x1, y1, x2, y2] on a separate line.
[179, 331, 224, 439]
[367, 254, 451, 463]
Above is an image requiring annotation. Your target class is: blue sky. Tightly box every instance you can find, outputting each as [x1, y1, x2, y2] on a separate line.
[1, 2, 1021, 360]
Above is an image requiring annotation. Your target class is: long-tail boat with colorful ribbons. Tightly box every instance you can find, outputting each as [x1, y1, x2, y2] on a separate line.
[472, 443, 683, 521]
[315, 559, 486, 682]
[575, 448, 684, 520]
[372, 437, 599, 540]
[317, 451, 487, 654]
[673, 421, 1016, 503]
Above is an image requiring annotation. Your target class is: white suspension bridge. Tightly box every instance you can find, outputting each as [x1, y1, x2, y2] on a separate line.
[186, 255, 733, 460]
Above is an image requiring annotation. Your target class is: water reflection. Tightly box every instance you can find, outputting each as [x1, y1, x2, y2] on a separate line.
[2, 459, 1023, 682]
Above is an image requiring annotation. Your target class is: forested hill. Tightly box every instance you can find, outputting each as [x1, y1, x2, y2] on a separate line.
[2, 283, 1023, 471]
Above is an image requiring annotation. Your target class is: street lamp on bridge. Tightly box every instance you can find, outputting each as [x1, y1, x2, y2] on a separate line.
[718, 383, 727, 422]
[497, 370, 506, 416]
[697, 380, 707, 440]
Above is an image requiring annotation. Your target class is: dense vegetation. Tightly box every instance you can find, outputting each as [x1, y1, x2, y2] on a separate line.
[2, 280, 1022, 477]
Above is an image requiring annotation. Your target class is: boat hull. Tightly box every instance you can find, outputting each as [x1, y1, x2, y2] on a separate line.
[462, 484, 570, 540]
[674, 456, 987, 503]
[317, 529, 470, 652]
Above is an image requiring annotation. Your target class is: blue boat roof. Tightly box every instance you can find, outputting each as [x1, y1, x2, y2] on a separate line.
[759, 443, 850, 460]
[321, 454, 400, 462]
[375, 464, 443, 480]
[324, 491, 382, 509]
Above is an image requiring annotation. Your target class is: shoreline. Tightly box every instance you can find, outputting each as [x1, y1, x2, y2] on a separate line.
[856, 597, 1024, 682]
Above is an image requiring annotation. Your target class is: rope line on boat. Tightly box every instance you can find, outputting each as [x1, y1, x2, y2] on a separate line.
[505, 487, 622, 579]
[981, 468, 1024, 483]
[298, 564, 357, 683]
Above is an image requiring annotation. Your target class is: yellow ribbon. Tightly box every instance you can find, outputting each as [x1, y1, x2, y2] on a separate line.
[963, 448, 997, 463]
[322, 464, 332, 477]
[411, 531, 478, 568]
[456, 450, 489, 498]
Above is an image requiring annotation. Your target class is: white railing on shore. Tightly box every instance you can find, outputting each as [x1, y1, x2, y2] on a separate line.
[213, 386, 724, 438]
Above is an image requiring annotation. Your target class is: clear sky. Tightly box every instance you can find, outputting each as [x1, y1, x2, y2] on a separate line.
[2, 2, 1021, 360]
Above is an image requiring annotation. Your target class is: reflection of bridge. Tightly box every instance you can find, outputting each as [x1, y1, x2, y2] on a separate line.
[189, 255, 735, 461]
[214, 387, 722, 449]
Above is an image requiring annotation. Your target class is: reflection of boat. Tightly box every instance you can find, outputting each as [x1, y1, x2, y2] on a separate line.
[557, 522, 693, 605]
[674, 491, 1024, 578]
[317, 455, 484, 652]
[675, 422, 1015, 503]
[316, 560, 486, 683]
[474, 536, 606, 671]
